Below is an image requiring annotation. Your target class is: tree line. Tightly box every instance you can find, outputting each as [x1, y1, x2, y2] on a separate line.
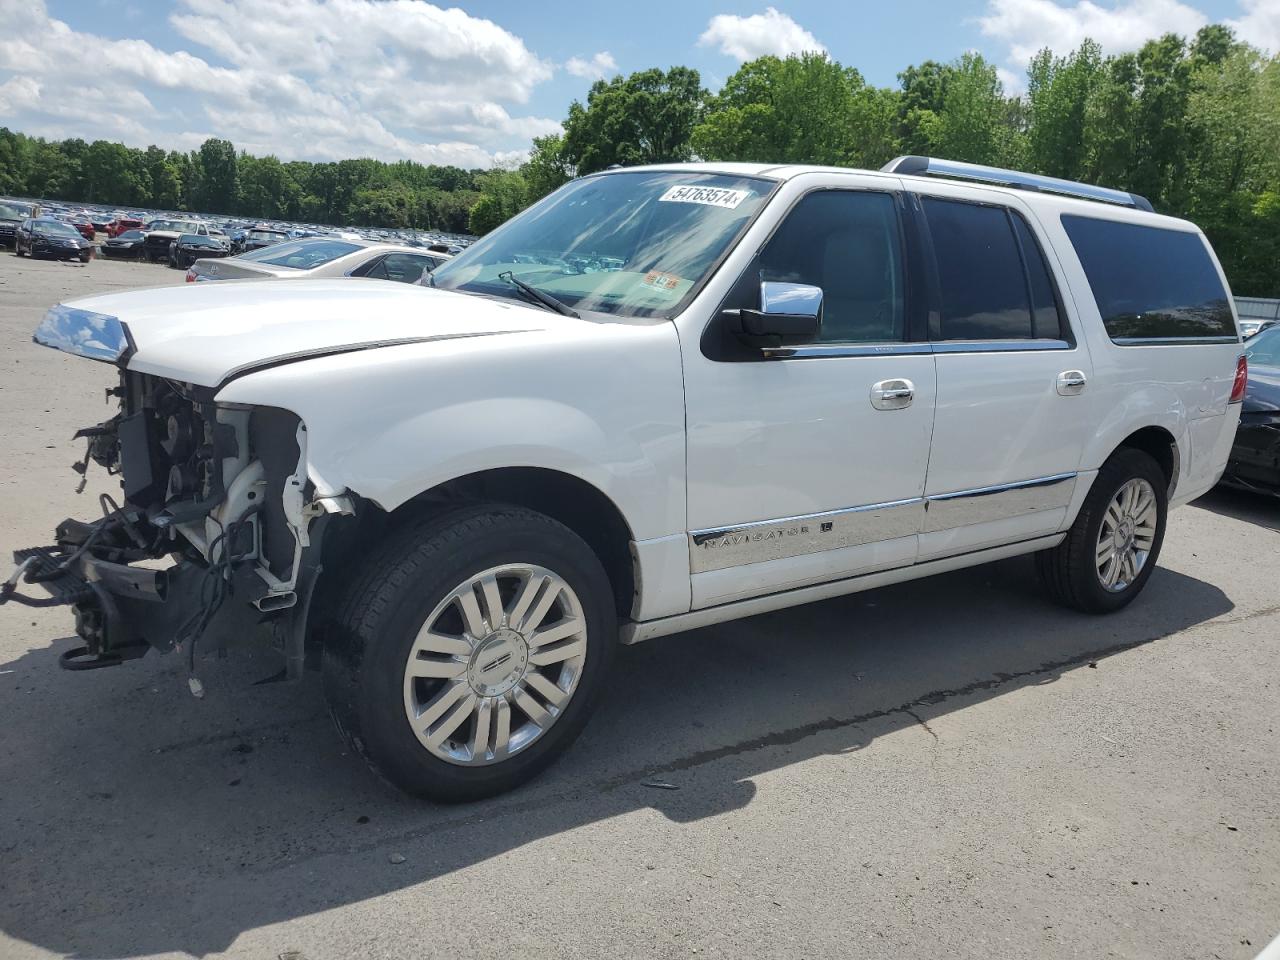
[0, 133, 484, 234]
[485, 24, 1280, 296]
[1, 23, 1276, 293]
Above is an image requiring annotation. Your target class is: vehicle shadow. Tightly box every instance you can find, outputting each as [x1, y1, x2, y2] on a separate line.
[1193, 486, 1279, 530]
[0, 557, 1232, 958]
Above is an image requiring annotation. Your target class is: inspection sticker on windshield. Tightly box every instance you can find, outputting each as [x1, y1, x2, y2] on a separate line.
[658, 185, 750, 209]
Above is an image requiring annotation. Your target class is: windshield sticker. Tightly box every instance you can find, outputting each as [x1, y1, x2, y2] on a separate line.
[642, 271, 682, 292]
[658, 185, 750, 209]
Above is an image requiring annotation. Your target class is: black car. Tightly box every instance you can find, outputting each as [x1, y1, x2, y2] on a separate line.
[168, 233, 228, 269]
[1221, 324, 1280, 495]
[100, 229, 148, 260]
[0, 199, 40, 248]
[14, 217, 94, 261]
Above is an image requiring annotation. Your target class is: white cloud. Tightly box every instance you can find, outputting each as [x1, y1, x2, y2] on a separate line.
[565, 51, 618, 80]
[1227, 0, 1280, 53]
[996, 66, 1026, 93]
[0, 0, 560, 167]
[978, 0, 1208, 66]
[698, 7, 826, 61]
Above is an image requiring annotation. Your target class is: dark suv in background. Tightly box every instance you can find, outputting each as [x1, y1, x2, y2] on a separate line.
[0, 199, 41, 248]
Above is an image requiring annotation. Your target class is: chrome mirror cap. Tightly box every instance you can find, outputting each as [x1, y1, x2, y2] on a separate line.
[760, 281, 824, 320]
[33, 305, 132, 365]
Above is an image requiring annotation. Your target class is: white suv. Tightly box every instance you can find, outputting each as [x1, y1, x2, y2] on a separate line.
[11, 157, 1245, 801]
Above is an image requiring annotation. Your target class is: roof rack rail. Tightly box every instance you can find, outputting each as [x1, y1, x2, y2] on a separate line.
[881, 156, 1154, 213]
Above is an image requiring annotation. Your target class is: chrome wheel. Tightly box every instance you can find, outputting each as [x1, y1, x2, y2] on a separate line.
[402, 563, 588, 766]
[1095, 478, 1157, 592]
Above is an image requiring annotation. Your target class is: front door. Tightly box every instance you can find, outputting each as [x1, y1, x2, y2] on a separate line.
[682, 182, 936, 609]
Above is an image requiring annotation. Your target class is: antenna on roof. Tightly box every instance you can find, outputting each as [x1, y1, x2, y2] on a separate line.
[881, 156, 1154, 213]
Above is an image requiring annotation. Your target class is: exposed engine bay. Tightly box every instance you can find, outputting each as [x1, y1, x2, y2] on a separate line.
[3, 371, 349, 683]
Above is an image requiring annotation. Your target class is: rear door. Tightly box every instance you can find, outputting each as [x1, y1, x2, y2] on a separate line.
[910, 185, 1094, 560]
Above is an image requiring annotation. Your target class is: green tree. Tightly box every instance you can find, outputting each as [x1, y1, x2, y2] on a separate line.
[520, 134, 573, 204]
[468, 170, 528, 234]
[81, 140, 145, 204]
[927, 53, 1010, 164]
[1026, 40, 1105, 179]
[562, 67, 705, 174]
[196, 138, 238, 212]
[142, 145, 182, 208]
[693, 53, 896, 167]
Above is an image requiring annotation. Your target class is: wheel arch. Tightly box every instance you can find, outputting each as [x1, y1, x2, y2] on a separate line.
[1111, 425, 1180, 498]
[319, 467, 638, 625]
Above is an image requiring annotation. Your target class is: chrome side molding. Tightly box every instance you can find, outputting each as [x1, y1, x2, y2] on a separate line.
[689, 498, 924, 573]
[689, 472, 1079, 570]
[922, 473, 1077, 533]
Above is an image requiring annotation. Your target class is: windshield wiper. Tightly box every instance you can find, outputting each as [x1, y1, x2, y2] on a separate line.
[498, 271, 579, 318]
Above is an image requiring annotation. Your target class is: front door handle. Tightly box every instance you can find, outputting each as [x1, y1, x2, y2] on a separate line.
[871, 378, 914, 410]
[1056, 370, 1088, 396]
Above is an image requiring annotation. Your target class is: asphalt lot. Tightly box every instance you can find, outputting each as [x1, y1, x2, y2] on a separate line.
[0, 253, 1277, 960]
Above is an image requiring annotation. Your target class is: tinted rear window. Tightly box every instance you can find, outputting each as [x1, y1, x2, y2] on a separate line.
[923, 198, 1063, 341]
[1061, 216, 1235, 341]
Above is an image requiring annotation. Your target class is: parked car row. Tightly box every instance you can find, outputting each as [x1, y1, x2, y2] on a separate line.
[1, 195, 473, 255]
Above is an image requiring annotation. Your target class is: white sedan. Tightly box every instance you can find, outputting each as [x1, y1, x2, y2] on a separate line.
[186, 237, 450, 284]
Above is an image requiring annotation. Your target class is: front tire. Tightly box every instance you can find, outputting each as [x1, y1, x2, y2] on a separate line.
[1037, 448, 1168, 613]
[324, 504, 617, 801]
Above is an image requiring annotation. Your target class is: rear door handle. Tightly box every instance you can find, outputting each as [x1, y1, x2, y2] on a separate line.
[1056, 370, 1088, 396]
[871, 378, 914, 410]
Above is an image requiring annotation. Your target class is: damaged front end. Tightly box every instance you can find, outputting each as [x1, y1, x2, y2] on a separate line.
[4, 368, 350, 683]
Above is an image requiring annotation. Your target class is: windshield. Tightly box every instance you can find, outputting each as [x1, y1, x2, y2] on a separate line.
[0, 202, 33, 220]
[429, 171, 774, 319]
[1244, 325, 1280, 367]
[237, 238, 360, 268]
[35, 219, 79, 237]
[118, 230, 144, 240]
[248, 230, 287, 241]
[149, 219, 198, 232]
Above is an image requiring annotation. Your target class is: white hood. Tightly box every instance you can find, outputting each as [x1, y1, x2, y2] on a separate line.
[58, 279, 551, 386]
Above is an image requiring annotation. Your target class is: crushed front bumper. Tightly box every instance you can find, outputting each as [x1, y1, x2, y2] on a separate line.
[6, 516, 275, 671]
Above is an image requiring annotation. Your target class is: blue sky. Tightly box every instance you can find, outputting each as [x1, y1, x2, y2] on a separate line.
[3, 0, 1275, 168]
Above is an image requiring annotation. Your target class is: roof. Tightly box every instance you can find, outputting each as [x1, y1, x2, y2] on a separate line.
[607, 160, 1193, 229]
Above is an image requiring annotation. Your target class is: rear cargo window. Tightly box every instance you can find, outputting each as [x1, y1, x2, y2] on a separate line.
[1060, 215, 1235, 342]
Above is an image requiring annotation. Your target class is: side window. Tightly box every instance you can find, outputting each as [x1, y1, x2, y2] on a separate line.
[354, 256, 388, 280]
[755, 191, 906, 344]
[923, 197, 1056, 341]
[381, 253, 429, 284]
[1060, 215, 1234, 341]
[1011, 213, 1065, 339]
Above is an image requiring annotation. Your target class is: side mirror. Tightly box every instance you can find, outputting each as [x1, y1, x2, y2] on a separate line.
[731, 281, 823, 348]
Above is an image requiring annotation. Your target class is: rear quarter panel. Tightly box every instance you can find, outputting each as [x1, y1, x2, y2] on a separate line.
[1026, 198, 1242, 500]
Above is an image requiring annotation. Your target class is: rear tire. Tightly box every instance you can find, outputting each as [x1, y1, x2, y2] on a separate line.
[324, 503, 617, 802]
[1037, 448, 1168, 613]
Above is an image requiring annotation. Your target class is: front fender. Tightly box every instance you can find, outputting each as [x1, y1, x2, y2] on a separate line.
[214, 320, 687, 541]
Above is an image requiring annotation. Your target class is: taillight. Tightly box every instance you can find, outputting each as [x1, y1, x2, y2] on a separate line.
[1230, 355, 1248, 403]
[185, 269, 196, 283]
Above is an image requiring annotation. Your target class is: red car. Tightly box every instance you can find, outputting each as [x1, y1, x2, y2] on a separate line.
[71, 220, 96, 241]
[106, 217, 143, 238]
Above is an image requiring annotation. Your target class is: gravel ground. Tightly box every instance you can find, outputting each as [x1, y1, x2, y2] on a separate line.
[0, 254, 1277, 960]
